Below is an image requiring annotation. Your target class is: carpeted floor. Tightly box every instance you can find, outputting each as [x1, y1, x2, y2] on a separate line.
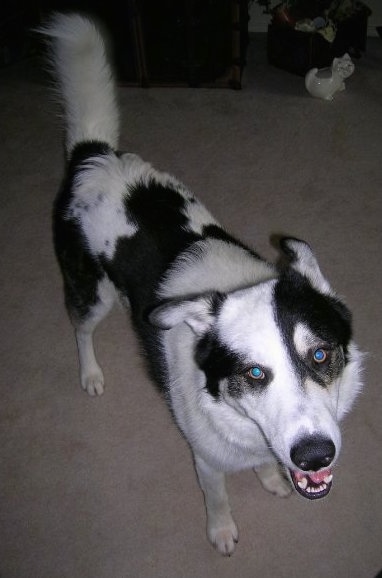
[1, 32, 382, 578]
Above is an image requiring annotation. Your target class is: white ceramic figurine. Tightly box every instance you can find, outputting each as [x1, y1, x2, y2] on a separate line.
[305, 53, 355, 100]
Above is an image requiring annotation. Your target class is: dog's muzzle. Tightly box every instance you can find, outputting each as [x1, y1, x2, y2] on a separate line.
[289, 435, 335, 500]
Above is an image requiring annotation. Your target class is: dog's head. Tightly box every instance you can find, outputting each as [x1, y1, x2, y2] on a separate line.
[150, 239, 363, 500]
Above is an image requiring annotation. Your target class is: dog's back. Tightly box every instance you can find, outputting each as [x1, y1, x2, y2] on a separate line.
[41, 13, 273, 393]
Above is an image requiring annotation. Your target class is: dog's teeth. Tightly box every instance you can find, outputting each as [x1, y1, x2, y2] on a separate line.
[298, 477, 308, 490]
[297, 472, 332, 495]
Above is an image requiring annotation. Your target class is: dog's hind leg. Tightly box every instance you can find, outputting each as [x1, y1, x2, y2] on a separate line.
[254, 462, 292, 498]
[194, 455, 238, 556]
[68, 276, 116, 396]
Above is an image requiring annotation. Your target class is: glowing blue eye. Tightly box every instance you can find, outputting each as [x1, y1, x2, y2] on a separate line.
[248, 367, 265, 380]
[313, 349, 327, 363]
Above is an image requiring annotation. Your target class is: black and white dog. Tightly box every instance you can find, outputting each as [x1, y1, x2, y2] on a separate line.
[41, 13, 363, 555]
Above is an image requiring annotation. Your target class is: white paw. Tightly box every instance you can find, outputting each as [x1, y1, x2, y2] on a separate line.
[81, 372, 105, 396]
[208, 520, 239, 556]
[256, 464, 292, 498]
[265, 475, 292, 498]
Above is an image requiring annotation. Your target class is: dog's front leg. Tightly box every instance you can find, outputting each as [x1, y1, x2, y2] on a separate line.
[194, 455, 238, 556]
[254, 461, 292, 498]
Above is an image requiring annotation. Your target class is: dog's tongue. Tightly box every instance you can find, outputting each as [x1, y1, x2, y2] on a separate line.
[308, 469, 332, 484]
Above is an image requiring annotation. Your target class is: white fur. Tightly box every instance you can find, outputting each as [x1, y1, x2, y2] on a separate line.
[293, 322, 318, 356]
[283, 238, 333, 294]
[39, 12, 119, 153]
[158, 238, 275, 299]
[69, 154, 138, 258]
[334, 343, 364, 418]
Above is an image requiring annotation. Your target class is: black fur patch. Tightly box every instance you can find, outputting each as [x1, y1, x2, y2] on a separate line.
[102, 179, 201, 313]
[53, 141, 113, 319]
[195, 331, 273, 398]
[98, 179, 202, 393]
[202, 224, 263, 259]
[127, 179, 189, 233]
[195, 332, 242, 398]
[273, 269, 352, 384]
[70, 141, 113, 170]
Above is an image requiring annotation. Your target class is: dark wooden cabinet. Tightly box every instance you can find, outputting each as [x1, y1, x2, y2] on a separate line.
[39, 0, 250, 88]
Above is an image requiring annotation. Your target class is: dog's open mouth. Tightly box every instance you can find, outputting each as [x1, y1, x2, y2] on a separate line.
[290, 469, 333, 500]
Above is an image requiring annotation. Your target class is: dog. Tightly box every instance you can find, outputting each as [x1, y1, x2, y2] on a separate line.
[40, 13, 363, 555]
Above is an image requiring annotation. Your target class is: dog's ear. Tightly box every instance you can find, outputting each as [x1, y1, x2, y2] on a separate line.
[148, 292, 223, 336]
[279, 237, 333, 294]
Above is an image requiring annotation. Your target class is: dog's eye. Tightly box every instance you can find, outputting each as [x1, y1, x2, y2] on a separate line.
[313, 348, 328, 364]
[247, 366, 265, 380]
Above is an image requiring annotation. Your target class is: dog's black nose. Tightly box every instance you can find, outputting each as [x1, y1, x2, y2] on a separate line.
[290, 436, 336, 471]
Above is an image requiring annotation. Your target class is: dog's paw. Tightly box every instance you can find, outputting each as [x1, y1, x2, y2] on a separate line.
[255, 463, 292, 498]
[81, 371, 105, 396]
[208, 519, 239, 556]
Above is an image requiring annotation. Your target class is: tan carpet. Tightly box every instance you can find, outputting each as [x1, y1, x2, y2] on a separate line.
[1, 34, 382, 578]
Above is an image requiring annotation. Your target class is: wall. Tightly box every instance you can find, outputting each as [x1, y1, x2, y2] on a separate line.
[248, 0, 382, 36]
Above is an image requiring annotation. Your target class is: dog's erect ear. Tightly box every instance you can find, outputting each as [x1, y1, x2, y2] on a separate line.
[149, 293, 223, 336]
[280, 237, 333, 294]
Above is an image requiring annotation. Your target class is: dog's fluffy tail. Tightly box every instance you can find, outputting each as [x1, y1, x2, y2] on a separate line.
[40, 12, 119, 155]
